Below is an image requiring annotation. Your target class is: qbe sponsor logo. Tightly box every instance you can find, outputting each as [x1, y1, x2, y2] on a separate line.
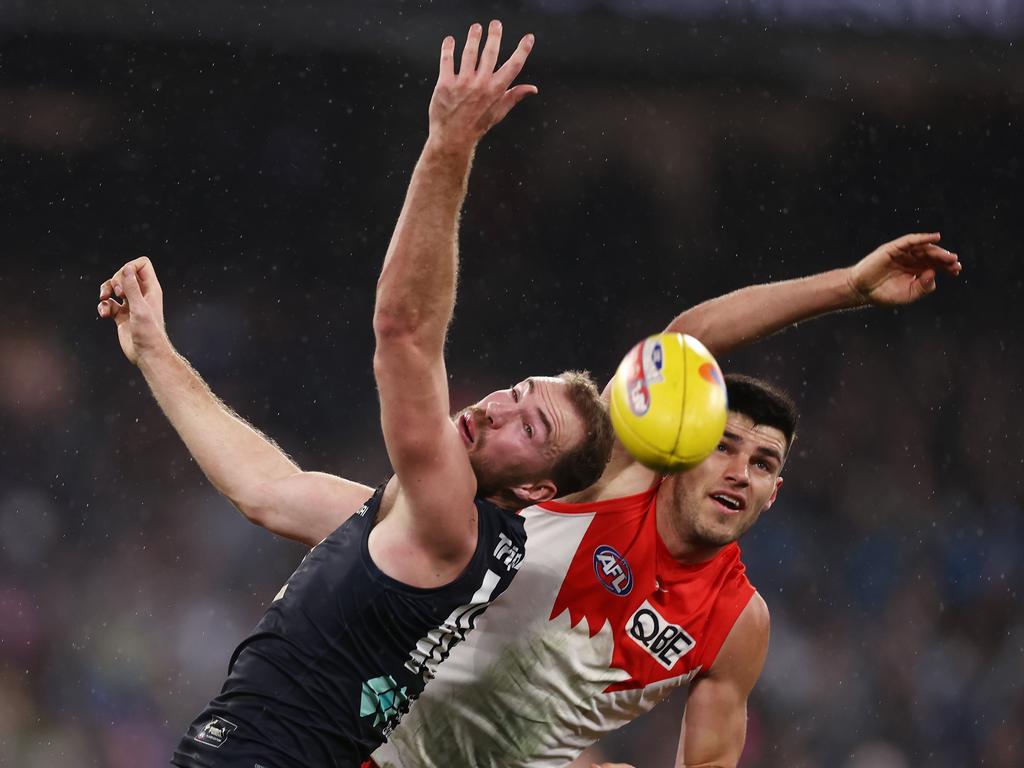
[626, 600, 696, 670]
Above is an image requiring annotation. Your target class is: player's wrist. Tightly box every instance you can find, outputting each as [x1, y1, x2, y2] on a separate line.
[841, 266, 872, 308]
[134, 334, 177, 372]
[422, 132, 477, 163]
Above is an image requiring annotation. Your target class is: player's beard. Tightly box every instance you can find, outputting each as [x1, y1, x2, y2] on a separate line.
[456, 409, 505, 496]
[670, 478, 761, 550]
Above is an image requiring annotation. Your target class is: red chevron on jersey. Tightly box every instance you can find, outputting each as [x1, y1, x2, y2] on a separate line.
[546, 483, 754, 693]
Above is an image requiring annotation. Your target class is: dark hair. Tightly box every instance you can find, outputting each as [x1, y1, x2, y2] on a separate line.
[548, 370, 615, 496]
[724, 373, 799, 451]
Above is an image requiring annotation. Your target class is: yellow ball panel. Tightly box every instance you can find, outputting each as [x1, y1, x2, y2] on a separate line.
[610, 333, 728, 473]
[676, 335, 729, 464]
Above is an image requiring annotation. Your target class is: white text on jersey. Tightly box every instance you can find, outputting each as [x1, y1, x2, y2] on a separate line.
[626, 600, 697, 670]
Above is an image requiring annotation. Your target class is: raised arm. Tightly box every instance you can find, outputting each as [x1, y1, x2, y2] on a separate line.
[586, 233, 962, 495]
[667, 232, 961, 357]
[371, 22, 536, 558]
[98, 257, 372, 547]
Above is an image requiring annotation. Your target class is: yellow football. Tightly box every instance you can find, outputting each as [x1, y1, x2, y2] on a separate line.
[609, 333, 728, 472]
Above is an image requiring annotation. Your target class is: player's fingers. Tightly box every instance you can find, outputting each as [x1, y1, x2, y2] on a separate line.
[98, 297, 124, 319]
[490, 84, 538, 125]
[99, 278, 114, 301]
[903, 231, 941, 245]
[921, 244, 961, 272]
[112, 302, 132, 327]
[132, 256, 163, 297]
[459, 22, 483, 76]
[888, 232, 940, 257]
[916, 268, 937, 297]
[477, 19, 503, 74]
[494, 33, 535, 88]
[922, 243, 957, 259]
[438, 34, 456, 80]
[106, 263, 132, 300]
[120, 263, 147, 310]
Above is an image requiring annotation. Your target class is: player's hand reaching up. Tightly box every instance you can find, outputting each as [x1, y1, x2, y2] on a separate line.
[848, 232, 962, 306]
[97, 257, 169, 366]
[428, 20, 537, 152]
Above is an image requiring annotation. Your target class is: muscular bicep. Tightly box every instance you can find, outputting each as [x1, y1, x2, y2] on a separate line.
[246, 472, 375, 548]
[677, 593, 770, 767]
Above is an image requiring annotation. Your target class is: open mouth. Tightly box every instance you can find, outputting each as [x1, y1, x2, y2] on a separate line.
[459, 413, 475, 445]
[710, 492, 745, 513]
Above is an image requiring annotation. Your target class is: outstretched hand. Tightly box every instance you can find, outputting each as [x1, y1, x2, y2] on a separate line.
[848, 232, 962, 306]
[428, 20, 537, 152]
[97, 256, 169, 365]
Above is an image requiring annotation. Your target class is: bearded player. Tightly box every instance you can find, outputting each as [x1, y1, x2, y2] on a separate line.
[97, 21, 962, 768]
[98, 23, 613, 767]
[368, 230, 959, 768]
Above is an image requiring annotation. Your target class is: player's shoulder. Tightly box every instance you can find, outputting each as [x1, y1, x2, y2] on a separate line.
[703, 591, 770, 686]
[738, 591, 770, 635]
[559, 459, 659, 505]
[723, 591, 770, 657]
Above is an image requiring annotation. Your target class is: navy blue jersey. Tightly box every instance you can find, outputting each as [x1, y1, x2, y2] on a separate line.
[171, 484, 526, 768]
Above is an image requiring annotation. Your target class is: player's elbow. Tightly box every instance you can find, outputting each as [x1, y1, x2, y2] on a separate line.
[228, 483, 278, 530]
[372, 327, 436, 386]
[372, 300, 422, 341]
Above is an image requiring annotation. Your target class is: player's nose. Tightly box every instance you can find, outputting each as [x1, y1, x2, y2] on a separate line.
[484, 400, 511, 427]
[723, 454, 750, 484]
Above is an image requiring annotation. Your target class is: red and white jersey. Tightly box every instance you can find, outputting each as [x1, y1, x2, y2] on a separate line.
[372, 483, 756, 768]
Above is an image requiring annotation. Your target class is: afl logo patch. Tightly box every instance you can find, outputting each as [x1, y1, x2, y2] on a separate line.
[593, 545, 633, 596]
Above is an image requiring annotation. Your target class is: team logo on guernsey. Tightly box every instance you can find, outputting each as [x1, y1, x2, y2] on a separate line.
[360, 675, 410, 729]
[626, 600, 696, 670]
[593, 545, 633, 596]
[193, 716, 237, 748]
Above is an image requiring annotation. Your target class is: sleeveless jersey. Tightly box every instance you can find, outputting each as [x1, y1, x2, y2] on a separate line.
[372, 482, 756, 768]
[172, 484, 527, 768]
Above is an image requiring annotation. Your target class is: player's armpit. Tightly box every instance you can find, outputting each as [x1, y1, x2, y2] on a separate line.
[676, 593, 770, 768]
[242, 472, 375, 548]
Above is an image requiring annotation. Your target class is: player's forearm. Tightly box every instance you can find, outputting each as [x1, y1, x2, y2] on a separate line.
[666, 267, 864, 357]
[136, 344, 299, 514]
[373, 140, 474, 348]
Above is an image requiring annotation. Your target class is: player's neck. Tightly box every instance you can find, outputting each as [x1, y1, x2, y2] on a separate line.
[655, 484, 726, 564]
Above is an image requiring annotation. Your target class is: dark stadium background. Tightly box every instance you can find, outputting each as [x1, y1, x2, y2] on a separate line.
[1, 2, 1022, 766]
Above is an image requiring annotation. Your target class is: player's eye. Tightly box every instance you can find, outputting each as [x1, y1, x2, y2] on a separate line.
[524, 423, 534, 438]
[716, 442, 727, 452]
[510, 387, 520, 402]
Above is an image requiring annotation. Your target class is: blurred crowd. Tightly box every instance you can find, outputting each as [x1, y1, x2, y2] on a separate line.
[1, 8, 1022, 767]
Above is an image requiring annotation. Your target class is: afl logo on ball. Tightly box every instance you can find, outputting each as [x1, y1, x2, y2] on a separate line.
[642, 338, 665, 384]
[626, 346, 651, 417]
[594, 545, 633, 596]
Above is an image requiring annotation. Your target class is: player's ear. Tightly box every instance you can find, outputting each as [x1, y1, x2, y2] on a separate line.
[764, 476, 783, 510]
[511, 479, 557, 505]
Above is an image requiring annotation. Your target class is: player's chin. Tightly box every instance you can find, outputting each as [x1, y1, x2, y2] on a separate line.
[699, 515, 746, 546]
